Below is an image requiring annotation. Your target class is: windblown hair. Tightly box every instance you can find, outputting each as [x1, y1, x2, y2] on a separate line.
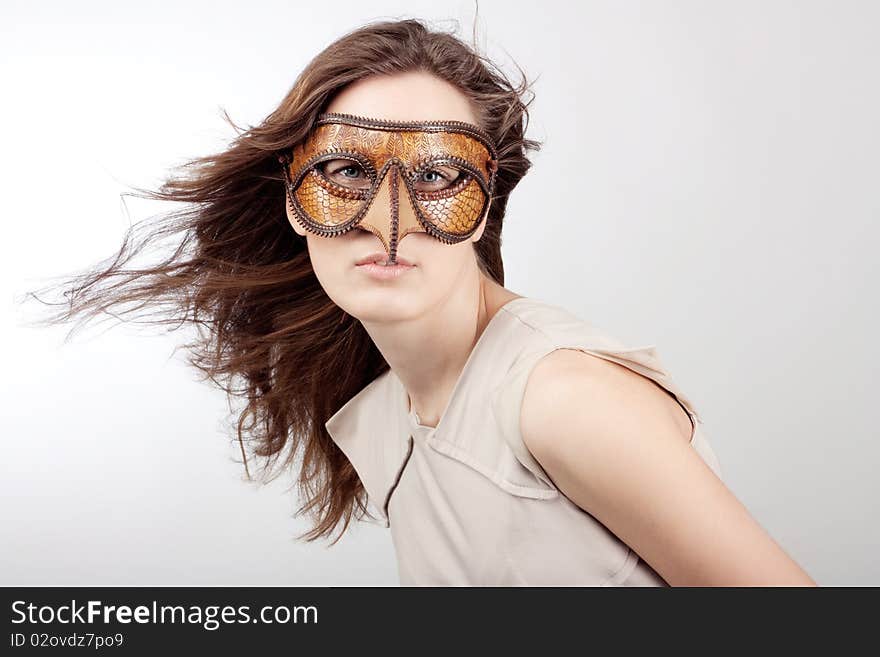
[24, 17, 542, 543]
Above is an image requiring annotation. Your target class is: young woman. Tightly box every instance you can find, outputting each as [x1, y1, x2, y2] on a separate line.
[30, 18, 815, 586]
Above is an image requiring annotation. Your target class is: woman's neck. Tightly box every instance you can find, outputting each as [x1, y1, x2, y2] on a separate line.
[363, 276, 520, 429]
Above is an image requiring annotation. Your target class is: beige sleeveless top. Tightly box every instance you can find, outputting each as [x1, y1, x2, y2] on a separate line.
[324, 296, 724, 586]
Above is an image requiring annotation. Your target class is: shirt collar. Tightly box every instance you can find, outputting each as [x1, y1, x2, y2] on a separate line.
[321, 297, 533, 522]
[323, 369, 412, 526]
[324, 297, 531, 446]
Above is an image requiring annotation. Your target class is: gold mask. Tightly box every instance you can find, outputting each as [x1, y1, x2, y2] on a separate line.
[279, 113, 499, 264]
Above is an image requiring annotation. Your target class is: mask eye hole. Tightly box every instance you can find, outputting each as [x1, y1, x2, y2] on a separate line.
[410, 162, 472, 199]
[316, 158, 373, 191]
[413, 164, 467, 192]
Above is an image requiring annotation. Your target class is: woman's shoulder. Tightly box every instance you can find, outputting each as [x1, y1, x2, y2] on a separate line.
[494, 297, 678, 392]
[490, 296, 721, 480]
[520, 345, 697, 453]
[497, 296, 651, 357]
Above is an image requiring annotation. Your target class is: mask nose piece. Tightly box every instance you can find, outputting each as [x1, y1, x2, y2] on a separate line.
[359, 157, 416, 267]
[386, 163, 401, 266]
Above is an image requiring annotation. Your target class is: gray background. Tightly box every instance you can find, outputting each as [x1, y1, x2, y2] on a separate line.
[2, 0, 877, 585]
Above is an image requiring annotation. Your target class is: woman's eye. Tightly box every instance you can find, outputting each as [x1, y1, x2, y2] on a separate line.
[319, 160, 370, 189]
[416, 167, 461, 190]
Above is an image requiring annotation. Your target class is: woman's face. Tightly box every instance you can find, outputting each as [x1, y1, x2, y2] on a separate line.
[284, 70, 490, 323]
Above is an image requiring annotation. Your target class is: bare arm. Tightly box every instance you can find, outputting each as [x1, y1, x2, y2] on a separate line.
[519, 348, 817, 587]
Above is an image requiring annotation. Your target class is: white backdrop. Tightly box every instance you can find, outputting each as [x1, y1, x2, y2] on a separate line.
[2, 0, 877, 585]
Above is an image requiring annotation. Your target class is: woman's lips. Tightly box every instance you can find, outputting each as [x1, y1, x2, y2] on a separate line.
[355, 261, 416, 280]
[355, 252, 415, 267]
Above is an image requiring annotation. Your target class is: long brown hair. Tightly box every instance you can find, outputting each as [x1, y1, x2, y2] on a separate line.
[22, 17, 542, 543]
